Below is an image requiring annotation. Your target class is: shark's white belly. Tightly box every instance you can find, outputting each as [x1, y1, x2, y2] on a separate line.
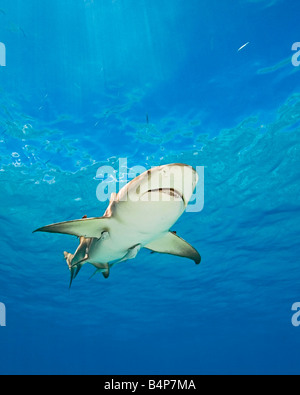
[88, 222, 158, 264]
[88, 197, 185, 264]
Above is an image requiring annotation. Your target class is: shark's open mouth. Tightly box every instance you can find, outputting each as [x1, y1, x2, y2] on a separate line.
[144, 188, 185, 204]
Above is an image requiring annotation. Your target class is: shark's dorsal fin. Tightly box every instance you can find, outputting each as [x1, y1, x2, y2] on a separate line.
[145, 232, 201, 265]
[34, 217, 111, 239]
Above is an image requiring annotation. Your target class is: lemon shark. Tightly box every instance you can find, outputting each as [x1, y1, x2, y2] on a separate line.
[34, 163, 201, 287]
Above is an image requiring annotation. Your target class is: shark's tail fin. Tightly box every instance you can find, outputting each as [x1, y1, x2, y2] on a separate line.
[69, 263, 84, 288]
[64, 251, 82, 288]
[64, 240, 89, 288]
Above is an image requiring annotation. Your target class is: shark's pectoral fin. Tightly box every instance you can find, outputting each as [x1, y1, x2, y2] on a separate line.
[34, 217, 111, 239]
[145, 232, 201, 265]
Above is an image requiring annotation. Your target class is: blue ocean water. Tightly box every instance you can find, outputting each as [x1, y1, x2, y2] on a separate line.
[0, 0, 300, 375]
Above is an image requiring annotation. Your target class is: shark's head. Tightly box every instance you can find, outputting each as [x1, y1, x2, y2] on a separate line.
[118, 163, 198, 206]
[115, 164, 199, 233]
[163, 163, 198, 205]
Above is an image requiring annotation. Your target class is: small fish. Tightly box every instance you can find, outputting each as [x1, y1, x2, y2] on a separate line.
[238, 42, 250, 52]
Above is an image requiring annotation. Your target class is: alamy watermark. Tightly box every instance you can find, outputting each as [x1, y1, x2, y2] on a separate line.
[292, 42, 300, 67]
[95, 159, 204, 213]
[0, 42, 6, 67]
[291, 303, 300, 327]
[0, 302, 6, 327]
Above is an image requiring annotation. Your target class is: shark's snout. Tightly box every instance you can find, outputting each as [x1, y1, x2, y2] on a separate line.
[157, 164, 199, 206]
[123, 163, 199, 207]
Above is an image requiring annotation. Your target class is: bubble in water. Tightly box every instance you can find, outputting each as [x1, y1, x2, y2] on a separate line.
[22, 124, 32, 135]
[43, 174, 55, 184]
[13, 159, 22, 167]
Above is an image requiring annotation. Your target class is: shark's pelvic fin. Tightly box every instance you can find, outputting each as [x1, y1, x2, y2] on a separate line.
[101, 263, 110, 279]
[115, 244, 142, 264]
[145, 232, 201, 265]
[89, 262, 110, 280]
[34, 217, 111, 239]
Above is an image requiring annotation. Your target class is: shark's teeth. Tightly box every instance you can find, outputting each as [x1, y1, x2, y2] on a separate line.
[145, 188, 184, 202]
